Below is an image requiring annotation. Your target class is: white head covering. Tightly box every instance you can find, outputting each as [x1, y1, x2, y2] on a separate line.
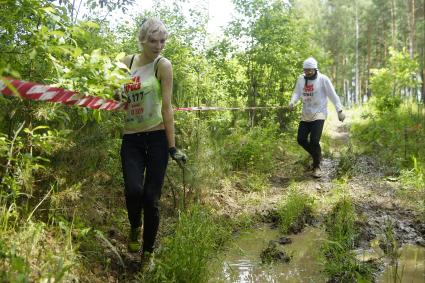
[303, 57, 318, 69]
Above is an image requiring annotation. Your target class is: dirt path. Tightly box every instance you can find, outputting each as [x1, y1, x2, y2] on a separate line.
[326, 112, 424, 248]
[212, 110, 425, 247]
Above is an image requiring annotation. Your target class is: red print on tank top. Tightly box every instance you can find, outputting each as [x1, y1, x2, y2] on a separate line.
[124, 76, 142, 92]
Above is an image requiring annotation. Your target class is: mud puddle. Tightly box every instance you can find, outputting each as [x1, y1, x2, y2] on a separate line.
[377, 244, 425, 282]
[209, 224, 326, 283]
[355, 244, 425, 282]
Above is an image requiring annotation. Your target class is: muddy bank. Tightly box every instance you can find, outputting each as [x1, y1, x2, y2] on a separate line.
[355, 201, 425, 248]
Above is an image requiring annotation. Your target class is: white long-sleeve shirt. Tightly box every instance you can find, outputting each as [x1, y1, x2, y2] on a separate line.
[290, 71, 343, 121]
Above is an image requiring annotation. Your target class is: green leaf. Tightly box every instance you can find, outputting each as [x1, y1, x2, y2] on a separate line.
[73, 47, 83, 58]
[29, 49, 37, 60]
[84, 21, 100, 29]
[115, 52, 126, 61]
[32, 126, 50, 132]
[41, 6, 56, 14]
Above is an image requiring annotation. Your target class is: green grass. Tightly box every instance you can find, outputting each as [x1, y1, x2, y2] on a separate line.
[349, 103, 425, 218]
[0, 196, 78, 282]
[397, 156, 425, 219]
[349, 103, 425, 172]
[320, 194, 375, 282]
[277, 187, 315, 234]
[144, 205, 231, 283]
[221, 124, 282, 174]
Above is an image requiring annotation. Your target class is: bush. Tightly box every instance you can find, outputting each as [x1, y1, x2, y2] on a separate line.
[221, 124, 281, 173]
[369, 48, 419, 114]
[349, 103, 425, 172]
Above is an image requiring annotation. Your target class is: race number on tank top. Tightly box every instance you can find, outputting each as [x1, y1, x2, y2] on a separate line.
[123, 56, 163, 134]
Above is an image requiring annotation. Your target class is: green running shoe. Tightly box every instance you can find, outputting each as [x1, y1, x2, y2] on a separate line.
[128, 227, 141, 253]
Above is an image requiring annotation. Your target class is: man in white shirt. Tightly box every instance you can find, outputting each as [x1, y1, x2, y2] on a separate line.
[289, 57, 345, 178]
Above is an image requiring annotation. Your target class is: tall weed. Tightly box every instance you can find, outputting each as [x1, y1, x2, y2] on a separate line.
[321, 194, 374, 282]
[222, 124, 281, 173]
[145, 205, 231, 283]
[161, 116, 231, 210]
[0, 197, 79, 282]
[277, 187, 315, 234]
[398, 156, 425, 219]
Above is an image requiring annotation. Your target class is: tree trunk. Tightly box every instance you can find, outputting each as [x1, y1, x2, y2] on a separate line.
[422, 0, 425, 103]
[409, 0, 416, 59]
[367, 23, 371, 100]
[355, 2, 360, 105]
[391, 0, 397, 47]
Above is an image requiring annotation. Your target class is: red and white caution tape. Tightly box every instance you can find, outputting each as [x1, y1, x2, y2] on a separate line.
[0, 78, 288, 112]
[175, 106, 288, 111]
[0, 78, 126, 111]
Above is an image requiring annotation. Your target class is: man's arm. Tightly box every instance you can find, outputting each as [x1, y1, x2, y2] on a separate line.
[323, 77, 343, 112]
[289, 77, 302, 108]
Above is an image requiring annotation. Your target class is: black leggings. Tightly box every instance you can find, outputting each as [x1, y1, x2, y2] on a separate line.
[297, 120, 325, 168]
[120, 130, 169, 253]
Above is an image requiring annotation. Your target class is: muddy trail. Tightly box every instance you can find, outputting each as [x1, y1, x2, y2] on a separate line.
[217, 113, 424, 246]
[209, 112, 425, 282]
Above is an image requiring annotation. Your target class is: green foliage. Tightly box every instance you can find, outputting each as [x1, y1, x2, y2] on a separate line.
[226, 0, 311, 117]
[399, 156, 425, 190]
[84, 0, 135, 13]
[398, 156, 425, 219]
[0, 197, 78, 282]
[369, 67, 401, 113]
[336, 146, 357, 178]
[245, 173, 269, 192]
[349, 102, 425, 171]
[145, 205, 231, 283]
[371, 95, 402, 114]
[277, 187, 314, 234]
[222, 124, 281, 173]
[320, 192, 374, 282]
[349, 103, 425, 218]
[232, 212, 257, 230]
[0, 124, 67, 199]
[370, 48, 419, 113]
[324, 196, 357, 249]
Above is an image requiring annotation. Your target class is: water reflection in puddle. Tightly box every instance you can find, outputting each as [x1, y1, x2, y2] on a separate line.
[209, 225, 326, 283]
[210, 224, 424, 282]
[378, 244, 425, 283]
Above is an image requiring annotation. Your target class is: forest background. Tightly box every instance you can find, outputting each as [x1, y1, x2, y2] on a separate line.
[0, 0, 424, 282]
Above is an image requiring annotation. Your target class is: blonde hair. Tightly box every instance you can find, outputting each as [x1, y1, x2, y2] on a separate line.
[138, 18, 168, 50]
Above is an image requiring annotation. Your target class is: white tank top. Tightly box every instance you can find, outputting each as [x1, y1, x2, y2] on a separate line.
[123, 56, 163, 134]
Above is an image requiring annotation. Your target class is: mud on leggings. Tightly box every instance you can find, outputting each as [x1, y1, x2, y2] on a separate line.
[120, 130, 169, 253]
[297, 119, 325, 168]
